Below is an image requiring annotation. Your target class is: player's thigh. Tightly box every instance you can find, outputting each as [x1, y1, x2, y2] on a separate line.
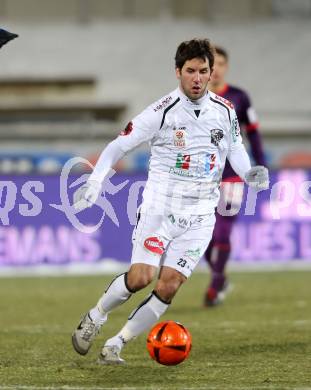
[131, 210, 170, 269]
[162, 213, 216, 278]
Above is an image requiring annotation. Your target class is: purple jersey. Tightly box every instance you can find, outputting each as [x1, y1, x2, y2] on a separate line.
[218, 84, 265, 180]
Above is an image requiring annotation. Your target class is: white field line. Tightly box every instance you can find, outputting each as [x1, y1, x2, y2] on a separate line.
[0, 386, 310, 390]
[1, 319, 311, 334]
[1, 259, 311, 278]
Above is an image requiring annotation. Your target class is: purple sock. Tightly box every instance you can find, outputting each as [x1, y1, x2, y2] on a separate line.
[204, 238, 215, 271]
[210, 243, 230, 292]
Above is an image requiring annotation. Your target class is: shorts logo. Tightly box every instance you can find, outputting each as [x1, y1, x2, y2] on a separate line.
[168, 214, 176, 224]
[173, 127, 186, 148]
[120, 121, 133, 136]
[144, 236, 164, 255]
[184, 248, 201, 263]
[210, 129, 224, 146]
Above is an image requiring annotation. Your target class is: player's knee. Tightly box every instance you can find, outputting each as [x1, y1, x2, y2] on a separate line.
[127, 264, 155, 292]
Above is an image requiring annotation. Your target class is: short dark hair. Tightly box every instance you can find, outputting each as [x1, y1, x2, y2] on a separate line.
[214, 46, 229, 61]
[175, 38, 214, 71]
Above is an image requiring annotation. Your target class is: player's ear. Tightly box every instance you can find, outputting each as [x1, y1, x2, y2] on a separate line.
[175, 67, 181, 80]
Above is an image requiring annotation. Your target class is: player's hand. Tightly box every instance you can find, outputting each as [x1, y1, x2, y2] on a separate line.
[245, 166, 269, 190]
[73, 180, 102, 211]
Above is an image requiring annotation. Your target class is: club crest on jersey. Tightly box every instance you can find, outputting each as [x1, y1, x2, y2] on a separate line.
[144, 236, 164, 255]
[173, 127, 186, 148]
[210, 129, 224, 146]
[120, 121, 133, 136]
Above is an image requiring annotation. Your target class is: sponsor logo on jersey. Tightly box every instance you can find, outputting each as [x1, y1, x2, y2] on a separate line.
[205, 153, 216, 172]
[173, 126, 187, 148]
[231, 116, 240, 142]
[175, 153, 190, 169]
[173, 130, 186, 148]
[153, 96, 173, 112]
[169, 154, 192, 177]
[120, 121, 133, 136]
[215, 95, 234, 109]
[210, 128, 224, 146]
[169, 167, 193, 177]
[144, 236, 164, 255]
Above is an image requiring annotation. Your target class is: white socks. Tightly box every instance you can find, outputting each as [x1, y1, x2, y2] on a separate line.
[88, 274, 170, 351]
[89, 273, 133, 325]
[105, 291, 170, 350]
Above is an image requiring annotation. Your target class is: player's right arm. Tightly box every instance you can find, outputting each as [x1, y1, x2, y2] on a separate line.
[73, 105, 161, 211]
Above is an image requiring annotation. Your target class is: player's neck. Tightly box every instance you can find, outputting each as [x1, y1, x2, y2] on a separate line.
[209, 82, 228, 96]
[177, 86, 208, 106]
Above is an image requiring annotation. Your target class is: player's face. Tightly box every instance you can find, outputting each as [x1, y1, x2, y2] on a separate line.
[209, 54, 228, 86]
[176, 57, 212, 100]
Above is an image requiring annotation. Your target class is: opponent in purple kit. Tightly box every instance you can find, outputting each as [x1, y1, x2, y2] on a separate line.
[204, 46, 266, 306]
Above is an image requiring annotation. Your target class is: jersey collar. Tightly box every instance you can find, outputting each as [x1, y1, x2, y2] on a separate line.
[177, 87, 210, 109]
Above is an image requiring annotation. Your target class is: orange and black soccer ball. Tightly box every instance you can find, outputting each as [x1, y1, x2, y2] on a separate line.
[147, 320, 192, 365]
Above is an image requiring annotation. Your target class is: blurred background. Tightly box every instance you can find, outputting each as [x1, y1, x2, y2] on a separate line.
[0, 0, 310, 273]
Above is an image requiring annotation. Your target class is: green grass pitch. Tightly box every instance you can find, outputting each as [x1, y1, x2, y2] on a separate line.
[0, 271, 310, 389]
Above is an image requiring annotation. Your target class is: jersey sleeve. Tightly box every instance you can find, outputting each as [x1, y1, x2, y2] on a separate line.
[228, 109, 243, 150]
[88, 103, 162, 184]
[227, 109, 251, 180]
[115, 104, 161, 153]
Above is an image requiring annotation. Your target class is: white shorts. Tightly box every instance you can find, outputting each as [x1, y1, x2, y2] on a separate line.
[131, 209, 216, 278]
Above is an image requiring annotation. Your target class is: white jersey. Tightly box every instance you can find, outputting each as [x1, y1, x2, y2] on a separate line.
[98, 88, 250, 215]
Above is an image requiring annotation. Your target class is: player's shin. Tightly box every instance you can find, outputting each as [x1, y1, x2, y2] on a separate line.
[104, 291, 170, 350]
[89, 272, 134, 325]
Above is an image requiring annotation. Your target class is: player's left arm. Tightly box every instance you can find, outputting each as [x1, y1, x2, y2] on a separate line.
[241, 92, 266, 166]
[227, 110, 269, 190]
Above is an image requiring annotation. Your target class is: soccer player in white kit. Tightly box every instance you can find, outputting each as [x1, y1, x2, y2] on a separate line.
[72, 39, 269, 364]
